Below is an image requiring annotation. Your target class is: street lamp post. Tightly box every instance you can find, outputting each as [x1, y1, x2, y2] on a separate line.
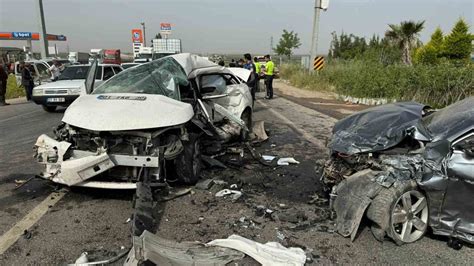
[35, 0, 49, 58]
[309, 0, 321, 72]
[141, 22, 146, 47]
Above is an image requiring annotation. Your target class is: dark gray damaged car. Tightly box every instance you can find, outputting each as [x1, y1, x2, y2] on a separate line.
[322, 96, 473, 246]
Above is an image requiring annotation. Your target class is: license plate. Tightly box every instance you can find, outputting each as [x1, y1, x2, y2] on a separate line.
[47, 97, 65, 103]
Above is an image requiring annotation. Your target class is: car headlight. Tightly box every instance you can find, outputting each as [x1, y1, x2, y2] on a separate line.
[33, 88, 43, 96]
[70, 88, 81, 95]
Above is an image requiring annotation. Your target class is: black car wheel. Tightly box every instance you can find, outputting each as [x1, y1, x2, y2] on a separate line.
[367, 180, 429, 245]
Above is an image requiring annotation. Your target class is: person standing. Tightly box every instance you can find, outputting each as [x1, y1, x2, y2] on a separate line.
[263, 55, 275, 99]
[0, 65, 9, 106]
[243, 53, 257, 103]
[229, 59, 237, 67]
[254, 57, 261, 93]
[49, 60, 61, 81]
[21, 63, 34, 101]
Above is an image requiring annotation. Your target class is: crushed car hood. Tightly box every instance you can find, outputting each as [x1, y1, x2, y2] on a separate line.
[63, 93, 194, 131]
[329, 102, 427, 155]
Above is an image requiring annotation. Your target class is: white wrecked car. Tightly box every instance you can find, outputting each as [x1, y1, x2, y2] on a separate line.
[34, 54, 253, 189]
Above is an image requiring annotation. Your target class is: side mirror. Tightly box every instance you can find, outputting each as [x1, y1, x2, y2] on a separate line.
[201, 86, 217, 94]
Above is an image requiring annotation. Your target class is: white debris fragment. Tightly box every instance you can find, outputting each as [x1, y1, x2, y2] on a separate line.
[215, 189, 243, 201]
[207, 234, 306, 266]
[262, 155, 276, 161]
[74, 252, 89, 264]
[277, 157, 300, 166]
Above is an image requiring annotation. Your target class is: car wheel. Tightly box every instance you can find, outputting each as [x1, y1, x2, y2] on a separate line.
[367, 181, 429, 245]
[176, 133, 201, 185]
[42, 105, 57, 112]
[240, 109, 252, 141]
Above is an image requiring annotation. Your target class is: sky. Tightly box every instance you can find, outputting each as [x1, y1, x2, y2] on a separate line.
[0, 0, 472, 55]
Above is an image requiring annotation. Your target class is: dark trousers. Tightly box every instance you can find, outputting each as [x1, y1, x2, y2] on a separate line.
[24, 84, 33, 101]
[0, 81, 6, 103]
[265, 75, 274, 99]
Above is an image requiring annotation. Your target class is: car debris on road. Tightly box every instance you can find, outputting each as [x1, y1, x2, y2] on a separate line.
[322, 97, 474, 247]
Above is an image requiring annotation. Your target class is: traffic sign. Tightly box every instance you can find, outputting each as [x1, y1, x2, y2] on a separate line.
[313, 56, 324, 71]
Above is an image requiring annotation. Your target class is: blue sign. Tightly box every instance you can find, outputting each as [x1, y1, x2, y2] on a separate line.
[57, 35, 66, 41]
[12, 32, 32, 39]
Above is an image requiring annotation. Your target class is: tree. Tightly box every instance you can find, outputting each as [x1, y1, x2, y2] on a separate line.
[155, 33, 162, 39]
[385, 20, 425, 65]
[273, 30, 301, 60]
[442, 18, 473, 61]
[414, 27, 444, 65]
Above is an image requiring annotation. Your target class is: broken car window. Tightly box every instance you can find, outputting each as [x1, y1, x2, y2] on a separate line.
[92, 58, 188, 100]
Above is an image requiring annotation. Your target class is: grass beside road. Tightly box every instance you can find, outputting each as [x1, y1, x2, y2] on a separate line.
[280, 62, 474, 108]
[6, 75, 25, 99]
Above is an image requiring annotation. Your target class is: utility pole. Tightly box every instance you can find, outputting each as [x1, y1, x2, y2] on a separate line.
[35, 0, 49, 58]
[270, 36, 274, 54]
[141, 22, 146, 47]
[309, 0, 321, 71]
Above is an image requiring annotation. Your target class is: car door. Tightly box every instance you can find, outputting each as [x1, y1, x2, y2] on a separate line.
[441, 133, 474, 235]
[198, 73, 230, 123]
[35, 62, 51, 85]
[84, 59, 99, 94]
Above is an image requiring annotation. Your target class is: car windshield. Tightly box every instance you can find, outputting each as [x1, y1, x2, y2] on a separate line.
[92, 57, 188, 100]
[421, 97, 474, 140]
[122, 63, 139, 69]
[58, 66, 90, 80]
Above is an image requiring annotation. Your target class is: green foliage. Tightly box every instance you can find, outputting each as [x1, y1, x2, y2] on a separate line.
[414, 27, 444, 65]
[280, 62, 473, 108]
[273, 30, 301, 60]
[442, 18, 473, 62]
[329, 32, 367, 60]
[385, 20, 425, 65]
[6, 74, 25, 99]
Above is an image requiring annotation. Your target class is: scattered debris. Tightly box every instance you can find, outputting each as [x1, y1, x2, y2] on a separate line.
[262, 155, 276, 162]
[252, 121, 269, 142]
[215, 189, 242, 201]
[270, 144, 277, 148]
[14, 176, 35, 190]
[74, 252, 88, 264]
[124, 231, 245, 265]
[125, 217, 131, 224]
[23, 230, 32, 240]
[276, 231, 286, 241]
[158, 188, 192, 202]
[277, 157, 300, 166]
[201, 155, 227, 169]
[207, 234, 306, 266]
[71, 248, 129, 265]
[195, 179, 215, 190]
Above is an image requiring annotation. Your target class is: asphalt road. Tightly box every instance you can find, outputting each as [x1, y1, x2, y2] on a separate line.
[0, 93, 472, 265]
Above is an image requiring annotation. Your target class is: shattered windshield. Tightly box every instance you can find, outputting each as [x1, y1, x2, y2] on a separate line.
[92, 57, 188, 100]
[58, 66, 90, 80]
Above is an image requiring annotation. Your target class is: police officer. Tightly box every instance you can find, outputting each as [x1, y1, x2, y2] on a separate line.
[263, 55, 274, 99]
[254, 57, 261, 93]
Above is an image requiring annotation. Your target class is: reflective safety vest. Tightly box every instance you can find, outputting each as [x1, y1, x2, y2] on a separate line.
[265, 61, 274, 76]
[255, 62, 261, 74]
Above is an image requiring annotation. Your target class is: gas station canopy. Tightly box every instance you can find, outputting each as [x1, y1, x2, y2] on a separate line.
[0, 32, 66, 41]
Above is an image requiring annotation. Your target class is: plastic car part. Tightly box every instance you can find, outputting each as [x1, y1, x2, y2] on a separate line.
[367, 180, 428, 245]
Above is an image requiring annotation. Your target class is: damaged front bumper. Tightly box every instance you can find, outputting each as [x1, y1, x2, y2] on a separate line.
[34, 134, 159, 189]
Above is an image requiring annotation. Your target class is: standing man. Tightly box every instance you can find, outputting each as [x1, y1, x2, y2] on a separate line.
[254, 57, 261, 93]
[243, 53, 257, 103]
[263, 55, 274, 99]
[0, 64, 9, 106]
[49, 60, 61, 81]
[21, 62, 34, 101]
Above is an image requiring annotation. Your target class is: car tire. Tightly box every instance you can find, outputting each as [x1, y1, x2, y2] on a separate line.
[175, 133, 201, 185]
[367, 180, 429, 245]
[240, 109, 252, 141]
[42, 105, 57, 112]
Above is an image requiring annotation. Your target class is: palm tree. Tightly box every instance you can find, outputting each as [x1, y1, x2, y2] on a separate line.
[385, 20, 425, 65]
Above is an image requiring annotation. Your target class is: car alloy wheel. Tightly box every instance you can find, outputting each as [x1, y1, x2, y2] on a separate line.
[390, 190, 429, 243]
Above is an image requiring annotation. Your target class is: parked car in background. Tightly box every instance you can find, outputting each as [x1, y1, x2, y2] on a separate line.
[14, 59, 71, 86]
[32, 64, 123, 112]
[322, 97, 474, 247]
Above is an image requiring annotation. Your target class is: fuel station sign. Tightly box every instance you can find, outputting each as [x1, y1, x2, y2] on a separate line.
[131, 29, 143, 44]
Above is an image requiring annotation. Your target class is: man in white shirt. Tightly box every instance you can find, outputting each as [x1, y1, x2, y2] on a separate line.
[49, 60, 61, 81]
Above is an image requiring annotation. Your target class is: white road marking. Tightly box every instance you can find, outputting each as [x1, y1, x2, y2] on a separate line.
[257, 99, 326, 150]
[0, 189, 67, 254]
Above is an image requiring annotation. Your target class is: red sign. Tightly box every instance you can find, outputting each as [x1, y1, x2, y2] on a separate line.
[0, 32, 66, 41]
[160, 23, 172, 34]
[131, 29, 143, 43]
